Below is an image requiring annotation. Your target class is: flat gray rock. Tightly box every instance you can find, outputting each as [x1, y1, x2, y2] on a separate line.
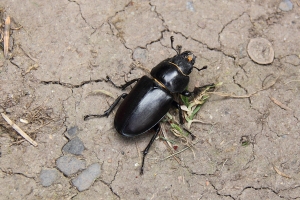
[56, 155, 86, 177]
[279, 0, 293, 11]
[133, 47, 148, 64]
[62, 137, 85, 155]
[40, 169, 58, 187]
[247, 38, 274, 64]
[72, 163, 101, 192]
[65, 126, 78, 139]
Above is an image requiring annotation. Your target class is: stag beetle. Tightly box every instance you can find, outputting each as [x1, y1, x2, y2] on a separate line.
[84, 36, 209, 175]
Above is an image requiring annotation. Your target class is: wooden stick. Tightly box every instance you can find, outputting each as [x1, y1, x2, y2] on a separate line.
[1, 113, 38, 146]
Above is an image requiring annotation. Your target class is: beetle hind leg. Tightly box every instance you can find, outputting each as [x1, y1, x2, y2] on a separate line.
[84, 93, 127, 121]
[140, 124, 160, 175]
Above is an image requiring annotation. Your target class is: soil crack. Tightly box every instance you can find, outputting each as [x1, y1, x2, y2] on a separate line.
[238, 186, 285, 199]
[210, 181, 236, 200]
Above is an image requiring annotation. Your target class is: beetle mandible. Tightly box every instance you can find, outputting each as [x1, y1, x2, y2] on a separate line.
[84, 36, 208, 175]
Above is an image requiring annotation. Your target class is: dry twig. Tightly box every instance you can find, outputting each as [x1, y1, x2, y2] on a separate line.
[1, 113, 38, 146]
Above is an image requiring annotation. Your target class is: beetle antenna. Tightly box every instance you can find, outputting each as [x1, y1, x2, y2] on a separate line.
[170, 36, 179, 55]
[194, 65, 207, 71]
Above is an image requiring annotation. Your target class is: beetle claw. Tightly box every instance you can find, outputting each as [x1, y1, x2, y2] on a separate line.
[83, 114, 104, 120]
[103, 111, 110, 117]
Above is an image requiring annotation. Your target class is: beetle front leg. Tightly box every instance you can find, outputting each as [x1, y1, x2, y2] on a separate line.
[181, 83, 215, 97]
[181, 90, 192, 97]
[172, 101, 184, 124]
[106, 76, 140, 90]
[140, 123, 160, 175]
[84, 93, 127, 120]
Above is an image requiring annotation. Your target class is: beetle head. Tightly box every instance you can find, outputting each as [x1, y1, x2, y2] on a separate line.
[169, 36, 207, 75]
[170, 51, 196, 75]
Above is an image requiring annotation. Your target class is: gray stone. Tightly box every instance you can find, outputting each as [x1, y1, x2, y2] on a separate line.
[279, 0, 293, 11]
[72, 163, 101, 192]
[65, 126, 78, 139]
[62, 137, 85, 155]
[56, 155, 86, 177]
[40, 169, 58, 187]
[186, 1, 195, 12]
[133, 47, 148, 64]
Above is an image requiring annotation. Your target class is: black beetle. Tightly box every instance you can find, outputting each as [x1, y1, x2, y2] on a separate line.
[84, 36, 209, 175]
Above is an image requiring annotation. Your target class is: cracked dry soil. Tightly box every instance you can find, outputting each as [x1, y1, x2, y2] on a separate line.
[0, 0, 300, 199]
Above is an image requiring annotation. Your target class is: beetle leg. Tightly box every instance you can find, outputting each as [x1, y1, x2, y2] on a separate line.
[106, 76, 139, 90]
[193, 65, 207, 72]
[119, 78, 140, 90]
[192, 83, 215, 96]
[181, 90, 192, 97]
[181, 83, 215, 97]
[84, 93, 127, 120]
[172, 101, 184, 124]
[170, 36, 176, 53]
[183, 128, 196, 140]
[140, 124, 160, 175]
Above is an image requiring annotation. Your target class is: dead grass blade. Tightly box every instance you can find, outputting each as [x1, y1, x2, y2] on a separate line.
[25, 63, 39, 74]
[4, 16, 10, 58]
[87, 90, 116, 99]
[269, 96, 292, 111]
[208, 76, 279, 98]
[273, 165, 291, 179]
[160, 123, 181, 164]
[162, 140, 200, 161]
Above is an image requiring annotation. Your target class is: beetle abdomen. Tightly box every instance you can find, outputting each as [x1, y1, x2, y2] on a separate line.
[114, 76, 173, 137]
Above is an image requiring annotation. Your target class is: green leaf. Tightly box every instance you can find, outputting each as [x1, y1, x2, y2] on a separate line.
[170, 123, 182, 132]
[180, 95, 190, 107]
[190, 105, 201, 119]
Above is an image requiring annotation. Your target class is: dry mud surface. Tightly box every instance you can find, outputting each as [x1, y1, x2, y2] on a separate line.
[0, 0, 300, 199]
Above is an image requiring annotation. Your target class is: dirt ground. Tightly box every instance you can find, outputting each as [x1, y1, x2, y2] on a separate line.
[0, 0, 300, 199]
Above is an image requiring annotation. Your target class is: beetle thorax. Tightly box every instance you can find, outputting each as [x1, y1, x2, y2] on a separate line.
[150, 51, 196, 93]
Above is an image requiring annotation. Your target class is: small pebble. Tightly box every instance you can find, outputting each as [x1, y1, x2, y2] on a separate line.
[65, 126, 78, 139]
[56, 155, 86, 176]
[151, 5, 156, 12]
[40, 169, 58, 187]
[186, 1, 195, 12]
[72, 163, 101, 192]
[62, 137, 85, 155]
[247, 38, 274, 64]
[279, 0, 293, 11]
